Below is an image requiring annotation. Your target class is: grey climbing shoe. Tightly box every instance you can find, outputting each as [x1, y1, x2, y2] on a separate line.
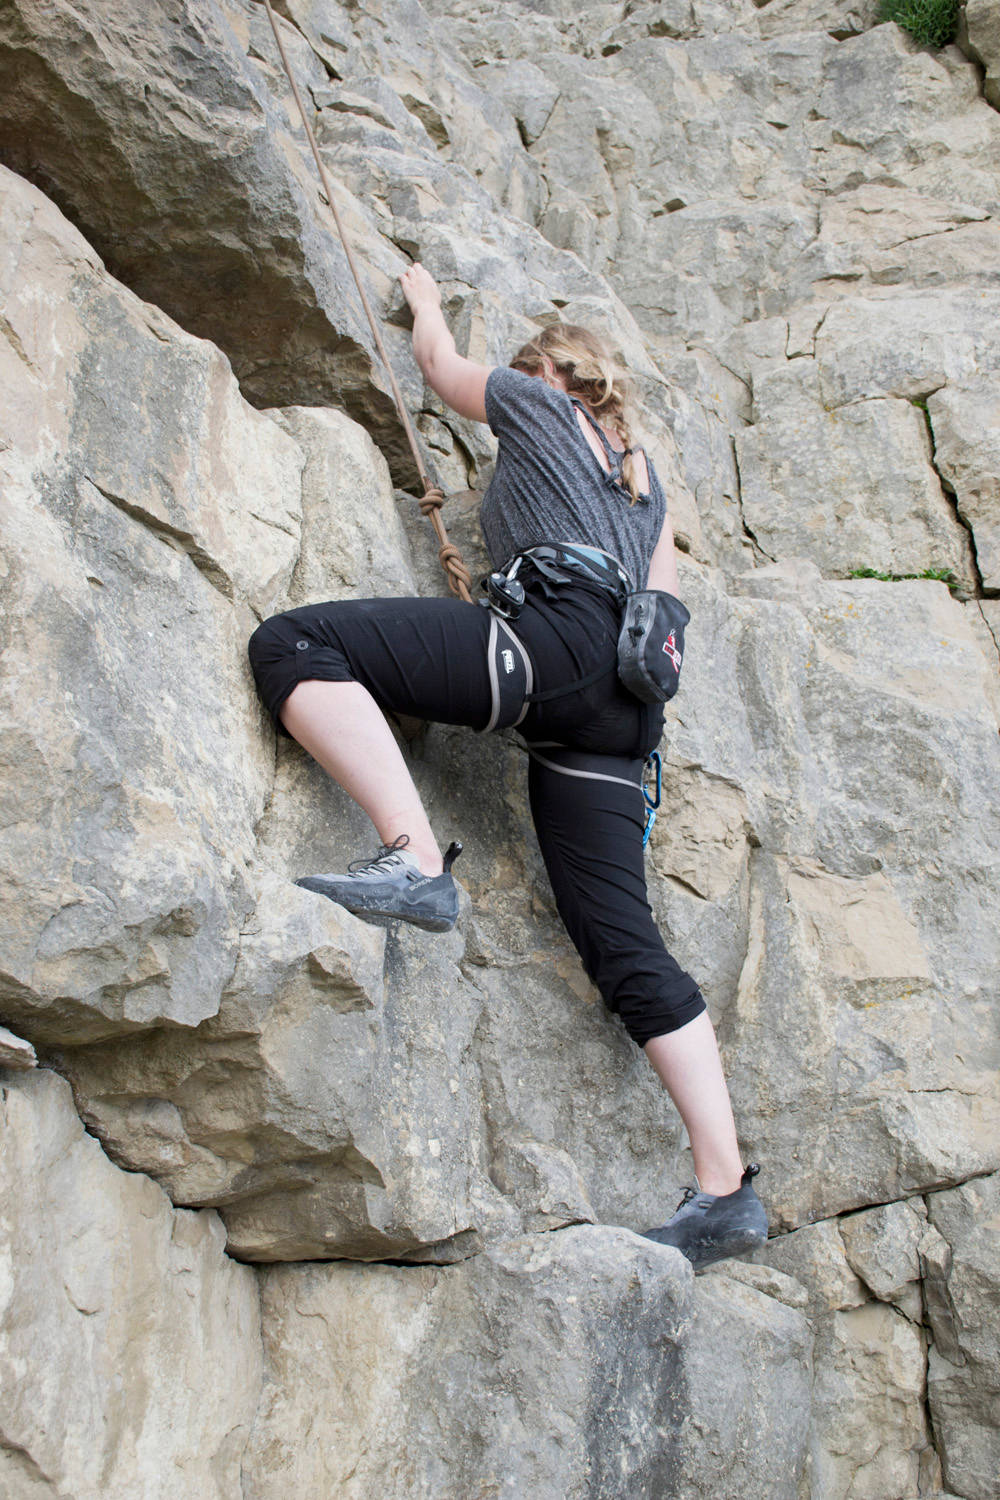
[641, 1164, 768, 1271]
[296, 836, 462, 932]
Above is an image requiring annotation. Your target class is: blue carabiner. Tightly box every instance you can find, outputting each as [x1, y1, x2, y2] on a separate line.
[642, 750, 662, 848]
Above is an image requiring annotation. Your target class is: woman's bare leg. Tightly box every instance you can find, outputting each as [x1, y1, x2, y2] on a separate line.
[644, 1012, 744, 1196]
[279, 679, 444, 874]
[283, 688, 744, 1199]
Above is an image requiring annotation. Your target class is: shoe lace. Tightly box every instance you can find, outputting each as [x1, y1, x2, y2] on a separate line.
[347, 834, 410, 875]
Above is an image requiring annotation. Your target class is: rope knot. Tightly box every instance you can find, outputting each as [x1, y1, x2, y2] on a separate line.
[419, 485, 446, 517]
[439, 541, 473, 598]
[415, 484, 472, 601]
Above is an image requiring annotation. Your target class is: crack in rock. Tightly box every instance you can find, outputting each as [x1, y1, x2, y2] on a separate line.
[918, 407, 986, 598]
[84, 475, 235, 600]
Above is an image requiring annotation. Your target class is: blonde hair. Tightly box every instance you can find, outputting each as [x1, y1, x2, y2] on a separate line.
[510, 324, 643, 504]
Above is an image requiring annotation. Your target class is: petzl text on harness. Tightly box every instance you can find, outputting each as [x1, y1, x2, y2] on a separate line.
[617, 591, 690, 704]
[482, 611, 533, 732]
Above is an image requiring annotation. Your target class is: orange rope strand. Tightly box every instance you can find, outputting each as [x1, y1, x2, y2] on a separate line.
[419, 485, 474, 599]
[259, 0, 472, 602]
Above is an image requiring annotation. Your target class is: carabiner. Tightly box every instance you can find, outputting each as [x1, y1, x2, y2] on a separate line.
[642, 750, 661, 848]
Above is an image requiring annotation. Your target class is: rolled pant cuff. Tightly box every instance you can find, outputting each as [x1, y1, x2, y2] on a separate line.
[626, 988, 708, 1048]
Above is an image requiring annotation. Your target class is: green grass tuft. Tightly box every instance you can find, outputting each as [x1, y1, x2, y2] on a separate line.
[849, 566, 959, 594]
[879, 0, 959, 49]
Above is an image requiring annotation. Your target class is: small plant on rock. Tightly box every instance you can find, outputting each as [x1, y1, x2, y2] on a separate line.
[879, 0, 960, 49]
[849, 566, 960, 594]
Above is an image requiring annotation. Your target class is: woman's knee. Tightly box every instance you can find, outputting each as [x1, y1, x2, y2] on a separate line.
[247, 609, 307, 672]
[247, 609, 355, 732]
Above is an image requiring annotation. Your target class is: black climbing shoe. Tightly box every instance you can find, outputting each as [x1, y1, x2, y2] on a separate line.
[640, 1164, 768, 1271]
[296, 837, 462, 932]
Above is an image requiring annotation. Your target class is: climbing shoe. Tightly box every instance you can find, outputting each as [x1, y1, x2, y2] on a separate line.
[640, 1163, 768, 1271]
[296, 836, 462, 932]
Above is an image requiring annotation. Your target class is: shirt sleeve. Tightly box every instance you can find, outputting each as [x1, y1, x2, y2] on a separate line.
[485, 365, 569, 442]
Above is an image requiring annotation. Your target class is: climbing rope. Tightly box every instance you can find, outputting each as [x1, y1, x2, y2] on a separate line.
[259, 0, 473, 603]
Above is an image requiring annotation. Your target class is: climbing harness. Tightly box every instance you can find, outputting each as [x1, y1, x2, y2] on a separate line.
[259, 0, 472, 602]
[479, 542, 690, 731]
[642, 750, 661, 847]
[477, 543, 631, 732]
[477, 546, 673, 842]
[481, 542, 632, 626]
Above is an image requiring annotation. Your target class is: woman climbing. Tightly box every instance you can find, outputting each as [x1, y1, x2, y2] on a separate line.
[248, 264, 767, 1269]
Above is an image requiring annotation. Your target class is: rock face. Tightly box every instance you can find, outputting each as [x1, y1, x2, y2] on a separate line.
[701, 567, 1000, 1229]
[962, 0, 1000, 108]
[0, 162, 293, 1046]
[757, 1175, 1000, 1500]
[760, 1204, 934, 1498]
[247, 1228, 812, 1499]
[929, 377, 1000, 590]
[735, 375, 975, 586]
[0, 1066, 261, 1499]
[0, 1068, 813, 1499]
[0, 0, 399, 444]
[1, 0, 999, 1490]
[923, 1173, 1000, 1499]
[0, 1026, 35, 1070]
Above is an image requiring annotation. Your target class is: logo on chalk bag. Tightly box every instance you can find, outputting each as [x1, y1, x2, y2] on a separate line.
[662, 631, 682, 671]
[502, 649, 516, 674]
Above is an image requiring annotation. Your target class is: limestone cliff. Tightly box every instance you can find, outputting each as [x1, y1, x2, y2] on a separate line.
[0, 0, 998, 1495]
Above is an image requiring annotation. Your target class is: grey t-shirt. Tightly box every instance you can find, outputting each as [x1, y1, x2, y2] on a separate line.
[480, 365, 666, 589]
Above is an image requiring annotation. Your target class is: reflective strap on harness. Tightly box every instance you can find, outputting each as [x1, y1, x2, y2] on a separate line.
[527, 745, 663, 851]
[482, 612, 533, 733]
[524, 743, 646, 793]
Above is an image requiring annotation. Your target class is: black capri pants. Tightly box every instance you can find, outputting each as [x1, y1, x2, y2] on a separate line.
[248, 574, 706, 1046]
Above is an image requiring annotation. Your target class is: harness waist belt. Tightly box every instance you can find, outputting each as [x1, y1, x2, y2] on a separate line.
[507, 543, 634, 600]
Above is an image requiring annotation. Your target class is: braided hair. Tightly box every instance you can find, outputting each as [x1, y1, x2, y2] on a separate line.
[510, 324, 643, 504]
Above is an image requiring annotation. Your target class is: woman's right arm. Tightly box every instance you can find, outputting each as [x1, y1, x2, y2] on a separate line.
[646, 511, 681, 597]
[399, 263, 492, 423]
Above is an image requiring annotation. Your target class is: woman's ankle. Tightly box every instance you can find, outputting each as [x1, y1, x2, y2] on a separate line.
[696, 1168, 745, 1197]
[395, 836, 443, 877]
